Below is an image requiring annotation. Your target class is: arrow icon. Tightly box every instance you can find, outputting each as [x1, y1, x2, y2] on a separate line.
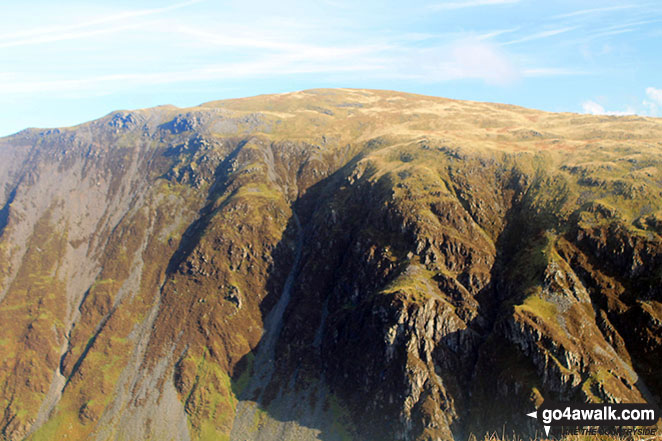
[526, 410, 550, 436]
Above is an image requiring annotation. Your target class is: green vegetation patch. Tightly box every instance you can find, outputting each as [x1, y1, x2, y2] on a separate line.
[517, 294, 559, 324]
[381, 262, 444, 305]
[0, 208, 69, 437]
[180, 346, 237, 441]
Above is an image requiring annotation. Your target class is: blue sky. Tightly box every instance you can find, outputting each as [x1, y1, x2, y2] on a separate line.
[1, 0, 661, 136]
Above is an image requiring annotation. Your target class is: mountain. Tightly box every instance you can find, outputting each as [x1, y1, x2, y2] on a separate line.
[0, 89, 661, 441]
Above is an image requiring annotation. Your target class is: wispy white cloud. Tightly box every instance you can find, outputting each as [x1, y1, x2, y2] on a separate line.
[643, 87, 662, 116]
[378, 28, 519, 45]
[600, 18, 662, 31]
[503, 26, 577, 45]
[173, 26, 309, 51]
[587, 28, 637, 40]
[581, 19, 662, 41]
[0, 0, 205, 48]
[429, 0, 519, 11]
[0, 56, 387, 95]
[0, 23, 149, 48]
[474, 27, 520, 40]
[320, 0, 353, 8]
[646, 87, 662, 105]
[168, 25, 394, 73]
[582, 100, 635, 116]
[552, 5, 636, 19]
[582, 100, 606, 114]
[422, 39, 519, 85]
[523, 67, 589, 77]
[171, 25, 392, 56]
[581, 88, 662, 117]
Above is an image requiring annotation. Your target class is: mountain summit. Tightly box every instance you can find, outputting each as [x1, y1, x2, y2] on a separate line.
[1, 89, 661, 440]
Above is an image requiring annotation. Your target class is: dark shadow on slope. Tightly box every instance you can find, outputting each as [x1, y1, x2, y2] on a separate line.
[453, 194, 547, 439]
[228, 156, 537, 441]
[250, 150, 369, 355]
[62, 301, 114, 389]
[0, 186, 17, 239]
[458, 172, 662, 438]
[229, 153, 370, 441]
[323, 170, 543, 440]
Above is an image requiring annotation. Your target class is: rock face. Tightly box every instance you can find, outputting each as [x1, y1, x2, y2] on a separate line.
[0, 89, 661, 441]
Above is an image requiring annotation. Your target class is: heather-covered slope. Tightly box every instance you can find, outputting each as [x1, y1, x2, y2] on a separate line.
[0, 89, 661, 441]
